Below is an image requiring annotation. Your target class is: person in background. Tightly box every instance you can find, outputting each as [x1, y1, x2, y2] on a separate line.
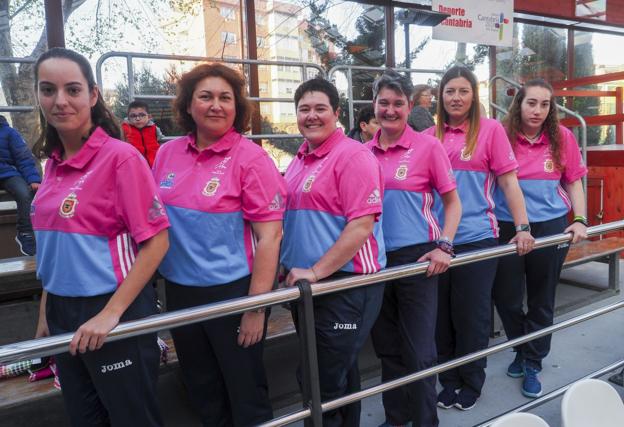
[281, 77, 385, 427]
[423, 65, 534, 411]
[32, 47, 169, 427]
[347, 104, 380, 143]
[153, 62, 285, 426]
[366, 70, 461, 427]
[0, 115, 41, 256]
[493, 78, 588, 399]
[121, 100, 164, 167]
[407, 84, 435, 132]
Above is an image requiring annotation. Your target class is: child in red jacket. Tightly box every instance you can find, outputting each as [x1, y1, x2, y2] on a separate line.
[121, 101, 164, 167]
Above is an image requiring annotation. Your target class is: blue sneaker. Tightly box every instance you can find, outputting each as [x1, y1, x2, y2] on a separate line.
[15, 232, 36, 256]
[507, 352, 524, 378]
[522, 362, 542, 398]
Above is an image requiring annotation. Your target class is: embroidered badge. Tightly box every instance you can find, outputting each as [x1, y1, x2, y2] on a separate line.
[394, 165, 408, 181]
[159, 172, 175, 189]
[148, 196, 166, 221]
[367, 188, 381, 205]
[59, 193, 78, 218]
[544, 159, 554, 173]
[460, 147, 472, 161]
[302, 175, 315, 193]
[202, 177, 220, 197]
[269, 193, 283, 211]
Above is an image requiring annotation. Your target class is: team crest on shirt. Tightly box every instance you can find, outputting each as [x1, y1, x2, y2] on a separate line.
[460, 146, 472, 161]
[202, 177, 220, 197]
[367, 188, 381, 205]
[148, 196, 166, 221]
[159, 173, 175, 189]
[544, 159, 554, 173]
[59, 193, 78, 218]
[394, 165, 408, 181]
[268, 193, 283, 211]
[302, 175, 315, 193]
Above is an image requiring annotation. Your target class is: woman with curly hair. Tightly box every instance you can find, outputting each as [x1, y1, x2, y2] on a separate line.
[493, 78, 588, 399]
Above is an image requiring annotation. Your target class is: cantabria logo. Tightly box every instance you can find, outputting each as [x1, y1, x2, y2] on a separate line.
[495, 13, 509, 41]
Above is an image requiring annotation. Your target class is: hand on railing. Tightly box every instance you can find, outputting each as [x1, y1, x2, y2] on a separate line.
[237, 311, 266, 348]
[69, 310, 120, 356]
[565, 222, 588, 244]
[286, 267, 319, 287]
[417, 248, 452, 277]
[510, 231, 535, 256]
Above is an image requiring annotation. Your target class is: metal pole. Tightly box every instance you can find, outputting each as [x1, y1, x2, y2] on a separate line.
[296, 280, 323, 427]
[348, 67, 355, 131]
[126, 54, 135, 102]
[404, 23, 410, 69]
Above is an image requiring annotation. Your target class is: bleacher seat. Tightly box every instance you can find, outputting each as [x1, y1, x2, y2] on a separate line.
[491, 412, 550, 427]
[561, 378, 624, 427]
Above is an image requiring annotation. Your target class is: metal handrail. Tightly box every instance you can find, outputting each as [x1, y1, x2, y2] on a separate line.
[95, 52, 326, 93]
[2, 220, 623, 365]
[262, 298, 624, 426]
[327, 65, 445, 130]
[0, 56, 36, 113]
[489, 74, 588, 197]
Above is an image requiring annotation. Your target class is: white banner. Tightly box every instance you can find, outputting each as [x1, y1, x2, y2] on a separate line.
[432, 0, 514, 47]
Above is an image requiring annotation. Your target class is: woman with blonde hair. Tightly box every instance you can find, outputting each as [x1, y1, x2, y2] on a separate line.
[423, 65, 534, 410]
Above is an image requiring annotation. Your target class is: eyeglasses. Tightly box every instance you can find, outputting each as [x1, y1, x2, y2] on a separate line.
[129, 113, 148, 120]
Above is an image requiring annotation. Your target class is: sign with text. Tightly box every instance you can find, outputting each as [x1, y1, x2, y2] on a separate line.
[432, 0, 514, 47]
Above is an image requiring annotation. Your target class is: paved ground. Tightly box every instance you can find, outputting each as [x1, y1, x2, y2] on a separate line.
[275, 260, 624, 427]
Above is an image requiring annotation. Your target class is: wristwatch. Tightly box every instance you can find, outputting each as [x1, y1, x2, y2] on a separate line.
[515, 224, 531, 233]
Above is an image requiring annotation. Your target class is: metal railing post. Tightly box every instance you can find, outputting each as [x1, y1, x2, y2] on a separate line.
[295, 280, 323, 427]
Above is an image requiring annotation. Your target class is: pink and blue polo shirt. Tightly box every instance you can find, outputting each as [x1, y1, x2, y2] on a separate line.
[494, 125, 587, 222]
[153, 128, 286, 287]
[424, 118, 518, 244]
[31, 127, 170, 297]
[365, 125, 456, 251]
[281, 129, 386, 274]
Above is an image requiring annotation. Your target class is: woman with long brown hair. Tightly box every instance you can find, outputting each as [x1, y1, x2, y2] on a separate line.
[423, 65, 534, 411]
[493, 78, 587, 399]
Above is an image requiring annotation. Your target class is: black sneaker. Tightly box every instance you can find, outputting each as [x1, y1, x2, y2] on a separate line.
[454, 389, 478, 411]
[15, 232, 36, 256]
[437, 388, 457, 409]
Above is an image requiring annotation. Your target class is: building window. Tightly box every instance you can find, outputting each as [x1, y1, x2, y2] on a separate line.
[221, 31, 237, 45]
[220, 6, 235, 21]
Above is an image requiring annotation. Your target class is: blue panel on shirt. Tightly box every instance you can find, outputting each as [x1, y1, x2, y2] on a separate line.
[494, 179, 569, 223]
[383, 190, 434, 251]
[435, 170, 497, 245]
[280, 209, 386, 272]
[159, 205, 250, 286]
[35, 230, 117, 297]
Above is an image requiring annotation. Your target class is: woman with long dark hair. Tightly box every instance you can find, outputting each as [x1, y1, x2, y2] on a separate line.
[423, 65, 534, 410]
[493, 78, 587, 399]
[32, 47, 169, 426]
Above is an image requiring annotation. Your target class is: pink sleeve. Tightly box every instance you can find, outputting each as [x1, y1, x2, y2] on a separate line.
[429, 141, 456, 194]
[241, 153, 287, 222]
[116, 154, 170, 243]
[561, 128, 588, 183]
[488, 121, 518, 176]
[337, 150, 383, 221]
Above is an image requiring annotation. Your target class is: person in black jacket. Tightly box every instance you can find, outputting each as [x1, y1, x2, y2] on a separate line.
[0, 115, 40, 255]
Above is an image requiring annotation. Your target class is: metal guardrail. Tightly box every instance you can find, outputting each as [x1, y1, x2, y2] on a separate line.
[489, 75, 589, 197]
[95, 51, 325, 143]
[327, 65, 445, 130]
[1, 220, 623, 426]
[0, 56, 36, 114]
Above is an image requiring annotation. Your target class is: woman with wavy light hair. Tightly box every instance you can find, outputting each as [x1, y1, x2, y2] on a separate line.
[493, 78, 587, 399]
